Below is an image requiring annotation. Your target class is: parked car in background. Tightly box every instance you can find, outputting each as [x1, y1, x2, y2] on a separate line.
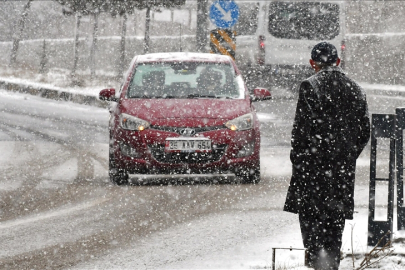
[99, 52, 271, 185]
[224, 0, 346, 91]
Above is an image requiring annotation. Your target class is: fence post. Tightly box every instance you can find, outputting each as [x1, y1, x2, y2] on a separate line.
[367, 114, 395, 247]
[396, 108, 405, 230]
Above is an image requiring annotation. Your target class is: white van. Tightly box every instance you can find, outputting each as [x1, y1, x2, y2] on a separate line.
[209, 0, 346, 91]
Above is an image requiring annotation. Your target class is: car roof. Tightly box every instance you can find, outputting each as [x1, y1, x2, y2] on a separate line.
[135, 52, 234, 64]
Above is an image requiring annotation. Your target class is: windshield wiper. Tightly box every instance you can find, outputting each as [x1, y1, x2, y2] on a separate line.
[129, 95, 150, 99]
[187, 94, 219, 99]
[186, 94, 234, 99]
[129, 95, 177, 99]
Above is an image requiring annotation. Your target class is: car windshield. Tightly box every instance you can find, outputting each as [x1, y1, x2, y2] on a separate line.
[127, 62, 244, 99]
[268, 2, 340, 40]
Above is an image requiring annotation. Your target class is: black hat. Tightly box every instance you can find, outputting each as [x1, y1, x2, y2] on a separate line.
[311, 42, 338, 64]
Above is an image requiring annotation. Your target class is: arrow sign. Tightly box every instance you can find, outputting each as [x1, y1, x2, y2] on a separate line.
[209, 0, 239, 29]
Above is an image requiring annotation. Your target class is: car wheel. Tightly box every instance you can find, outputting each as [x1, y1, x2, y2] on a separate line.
[109, 153, 128, 185]
[238, 165, 261, 184]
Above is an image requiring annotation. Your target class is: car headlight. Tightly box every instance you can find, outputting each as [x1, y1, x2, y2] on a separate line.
[225, 113, 254, 131]
[120, 113, 150, 131]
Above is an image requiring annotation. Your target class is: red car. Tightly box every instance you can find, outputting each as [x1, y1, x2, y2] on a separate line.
[99, 52, 271, 185]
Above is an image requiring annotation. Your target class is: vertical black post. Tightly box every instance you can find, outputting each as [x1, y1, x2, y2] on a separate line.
[368, 114, 395, 247]
[397, 108, 405, 230]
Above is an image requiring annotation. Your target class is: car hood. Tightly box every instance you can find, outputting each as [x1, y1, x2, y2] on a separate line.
[120, 98, 251, 125]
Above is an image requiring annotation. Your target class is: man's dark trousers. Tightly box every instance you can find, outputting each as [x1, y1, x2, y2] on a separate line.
[299, 211, 345, 270]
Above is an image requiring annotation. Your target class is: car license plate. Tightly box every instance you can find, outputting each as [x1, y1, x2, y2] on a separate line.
[165, 138, 211, 152]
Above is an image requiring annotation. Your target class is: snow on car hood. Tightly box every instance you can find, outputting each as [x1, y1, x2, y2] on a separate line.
[121, 98, 251, 125]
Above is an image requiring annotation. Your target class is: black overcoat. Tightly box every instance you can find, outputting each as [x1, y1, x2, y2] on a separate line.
[283, 66, 370, 220]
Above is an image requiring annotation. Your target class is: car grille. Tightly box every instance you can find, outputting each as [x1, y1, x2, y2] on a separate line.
[150, 125, 224, 135]
[148, 144, 227, 164]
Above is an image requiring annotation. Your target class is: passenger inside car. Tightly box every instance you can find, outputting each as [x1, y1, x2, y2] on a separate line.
[142, 70, 166, 95]
[196, 68, 223, 95]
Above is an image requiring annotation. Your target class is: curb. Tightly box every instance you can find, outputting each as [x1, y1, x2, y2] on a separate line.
[0, 80, 108, 108]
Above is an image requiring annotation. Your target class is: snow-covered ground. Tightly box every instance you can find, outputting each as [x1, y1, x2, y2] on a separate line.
[2, 71, 405, 269]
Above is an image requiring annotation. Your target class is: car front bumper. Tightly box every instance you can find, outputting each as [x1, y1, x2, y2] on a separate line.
[111, 126, 260, 175]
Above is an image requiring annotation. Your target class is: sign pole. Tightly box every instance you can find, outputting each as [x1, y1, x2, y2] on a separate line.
[209, 0, 239, 59]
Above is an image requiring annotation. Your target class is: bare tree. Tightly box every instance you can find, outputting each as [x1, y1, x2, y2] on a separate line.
[9, 0, 33, 67]
[133, 0, 186, 54]
[55, 0, 109, 80]
[72, 13, 81, 78]
[108, 0, 186, 73]
[54, 0, 185, 80]
[104, 0, 137, 78]
[118, 13, 127, 77]
[89, 10, 99, 80]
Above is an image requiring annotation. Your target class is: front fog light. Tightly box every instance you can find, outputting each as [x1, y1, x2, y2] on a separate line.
[236, 141, 255, 157]
[120, 143, 140, 158]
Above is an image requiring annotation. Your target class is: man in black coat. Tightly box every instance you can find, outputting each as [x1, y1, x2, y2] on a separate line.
[283, 42, 370, 270]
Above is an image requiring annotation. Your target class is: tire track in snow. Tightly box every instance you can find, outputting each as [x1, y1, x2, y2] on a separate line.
[0, 121, 108, 184]
[0, 122, 108, 222]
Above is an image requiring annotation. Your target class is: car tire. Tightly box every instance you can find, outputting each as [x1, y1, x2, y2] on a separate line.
[109, 153, 128, 185]
[238, 165, 261, 184]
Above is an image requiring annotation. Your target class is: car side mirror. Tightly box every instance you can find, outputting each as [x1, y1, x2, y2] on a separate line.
[251, 87, 272, 101]
[99, 88, 118, 102]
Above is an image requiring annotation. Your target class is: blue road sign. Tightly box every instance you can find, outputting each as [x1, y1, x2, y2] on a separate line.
[209, 0, 239, 29]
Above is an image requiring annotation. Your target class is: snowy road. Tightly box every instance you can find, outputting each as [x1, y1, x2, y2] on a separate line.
[0, 89, 400, 269]
[0, 90, 297, 269]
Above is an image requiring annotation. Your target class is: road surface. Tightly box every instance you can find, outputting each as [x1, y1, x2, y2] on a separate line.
[0, 89, 398, 269]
